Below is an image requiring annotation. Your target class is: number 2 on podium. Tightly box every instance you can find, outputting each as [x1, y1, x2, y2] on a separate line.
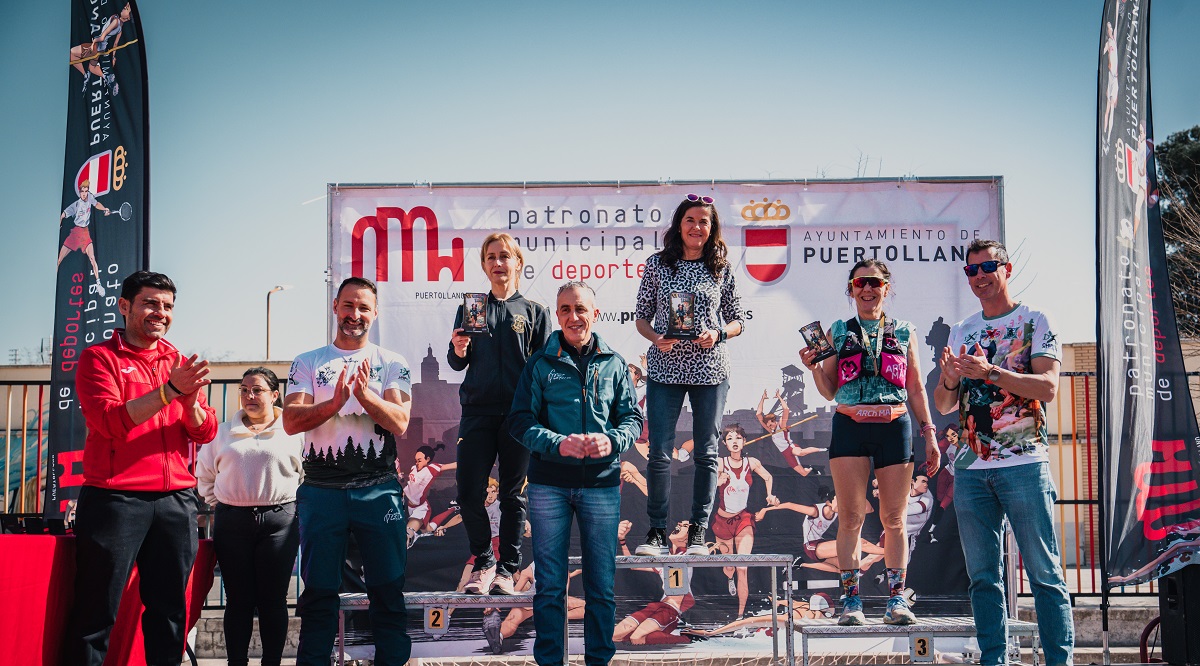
[424, 606, 449, 635]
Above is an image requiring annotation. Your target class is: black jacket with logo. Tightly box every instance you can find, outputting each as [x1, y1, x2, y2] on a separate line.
[447, 291, 553, 416]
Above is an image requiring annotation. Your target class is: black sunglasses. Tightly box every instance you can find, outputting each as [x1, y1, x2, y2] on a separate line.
[963, 260, 1004, 277]
[686, 193, 714, 204]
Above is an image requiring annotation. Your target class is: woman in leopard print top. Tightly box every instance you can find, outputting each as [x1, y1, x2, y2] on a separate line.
[631, 194, 746, 557]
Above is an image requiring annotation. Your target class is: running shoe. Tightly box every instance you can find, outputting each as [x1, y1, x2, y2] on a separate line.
[482, 610, 503, 654]
[634, 527, 668, 556]
[463, 565, 496, 595]
[838, 595, 865, 626]
[490, 572, 516, 595]
[884, 594, 917, 625]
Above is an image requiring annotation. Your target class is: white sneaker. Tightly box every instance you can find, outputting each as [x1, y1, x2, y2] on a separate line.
[490, 572, 516, 595]
[463, 565, 496, 594]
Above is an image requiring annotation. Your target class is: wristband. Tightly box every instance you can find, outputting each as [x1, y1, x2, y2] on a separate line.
[920, 423, 937, 435]
[166, 379, 184, 396]
[158, 385, 170, 407]
[941, 378, 960, 391]
[618, 540, 627, 546]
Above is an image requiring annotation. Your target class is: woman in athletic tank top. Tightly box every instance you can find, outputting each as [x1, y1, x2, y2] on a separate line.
[712, 424, 778, 617]
[799, 259, 941, 627]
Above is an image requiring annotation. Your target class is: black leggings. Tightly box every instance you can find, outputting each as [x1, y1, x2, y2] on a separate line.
[213, 502, 300, 666]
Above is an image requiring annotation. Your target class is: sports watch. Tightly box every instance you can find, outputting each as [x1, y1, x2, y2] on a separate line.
[987, 365, 1001, 384]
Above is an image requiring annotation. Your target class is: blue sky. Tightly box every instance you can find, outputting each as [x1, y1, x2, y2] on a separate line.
[2, 1, 1198, 363]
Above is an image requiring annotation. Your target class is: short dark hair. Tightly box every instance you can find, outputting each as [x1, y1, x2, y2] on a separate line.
[243, 366, 283, 407]
[416, 443, 445, 460]
[336, 276, 378, 299]
[120, 271, 176, 302]
[722, 423, 748, 442]
[967, 239, 1009, 264]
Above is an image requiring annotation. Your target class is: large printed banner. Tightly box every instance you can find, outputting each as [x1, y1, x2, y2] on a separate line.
[330, 180, 999, 654]
[1097, 0, 1200, 586]
[45, 1, 150, 519]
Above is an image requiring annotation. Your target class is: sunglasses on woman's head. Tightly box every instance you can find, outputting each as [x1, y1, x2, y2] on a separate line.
[686, 193, 714, 204]
[962, 260, 1004, 277]
[848, 276, 888, 289]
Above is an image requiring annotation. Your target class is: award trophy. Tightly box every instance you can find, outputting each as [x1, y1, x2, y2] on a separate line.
[800, 320, 836, 362]
[664, 292, 699, 340]
[461, 293, 489, 335]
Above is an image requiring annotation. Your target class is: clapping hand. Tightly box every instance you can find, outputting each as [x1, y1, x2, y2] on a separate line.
[350, 359, 373, 402]
[169, 354, 211, 406]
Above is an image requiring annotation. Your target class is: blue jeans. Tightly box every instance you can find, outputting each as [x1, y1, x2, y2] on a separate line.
[295, 479, 411, 666]
[645, 378, 730, 529]
[956, 463, 1074, 666]
[527, 483, 620, 666]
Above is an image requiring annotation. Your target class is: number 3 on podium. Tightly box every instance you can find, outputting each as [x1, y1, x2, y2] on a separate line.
[910, 633, 934, 663]
[425, 606, 449, 636]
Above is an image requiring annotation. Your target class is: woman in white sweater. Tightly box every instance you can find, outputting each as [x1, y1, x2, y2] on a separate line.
[197, 367, 304, 666]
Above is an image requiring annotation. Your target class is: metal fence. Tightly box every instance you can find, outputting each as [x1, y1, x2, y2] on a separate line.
[4, 373, 1199, 604]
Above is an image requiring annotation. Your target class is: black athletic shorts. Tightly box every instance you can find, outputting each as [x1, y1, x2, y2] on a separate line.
[829, 410, 914, 469]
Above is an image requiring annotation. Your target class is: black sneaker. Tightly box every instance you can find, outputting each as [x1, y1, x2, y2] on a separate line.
[686, 523, 708, 555]
[634, 527, 668, 556]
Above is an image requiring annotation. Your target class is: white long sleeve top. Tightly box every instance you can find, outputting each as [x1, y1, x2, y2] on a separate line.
[196, 408, 304, 507]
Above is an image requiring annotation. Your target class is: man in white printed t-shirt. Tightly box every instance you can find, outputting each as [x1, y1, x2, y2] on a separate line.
[283, 276, 414, 666]
[934, 239, 1073, 666]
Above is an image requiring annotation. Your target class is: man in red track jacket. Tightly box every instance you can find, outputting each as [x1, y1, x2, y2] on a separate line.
[71, 270, 218, 666]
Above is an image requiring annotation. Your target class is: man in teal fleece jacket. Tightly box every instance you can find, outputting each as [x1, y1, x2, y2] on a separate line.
[509, 280, 643, 666]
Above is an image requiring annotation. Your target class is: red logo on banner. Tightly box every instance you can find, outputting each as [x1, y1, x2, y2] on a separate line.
[1134, 439, 1200, 540]
[74, 150, 112, 196]
[743, 227, 789, 284]
[351, 206, 465, 283]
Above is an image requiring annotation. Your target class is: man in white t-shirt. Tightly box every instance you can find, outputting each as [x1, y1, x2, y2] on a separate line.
[284, 276, 414, 666]
[934, 239, 1073, 666]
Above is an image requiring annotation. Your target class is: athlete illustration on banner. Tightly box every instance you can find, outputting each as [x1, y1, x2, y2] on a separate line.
[712, 424, 778, 617]
[481, 564, 585, 655]
[57, 179, 114, 296]
[68, 2, 133, 96]
[756, 488, 884, 574]
[871, 474, 933, 567]
[403, 444, 458, 547]
[614, 520, 704, 646]
[926, 425, 960, 541]
[1101, 20, 1119, 151]
[450, 478, 531, 590]
[683, 594, 834, 639]
[754, 389, 825, 476]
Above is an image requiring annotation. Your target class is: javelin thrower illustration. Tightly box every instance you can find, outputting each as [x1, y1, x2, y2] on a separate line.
[69, 2, 133, 96]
